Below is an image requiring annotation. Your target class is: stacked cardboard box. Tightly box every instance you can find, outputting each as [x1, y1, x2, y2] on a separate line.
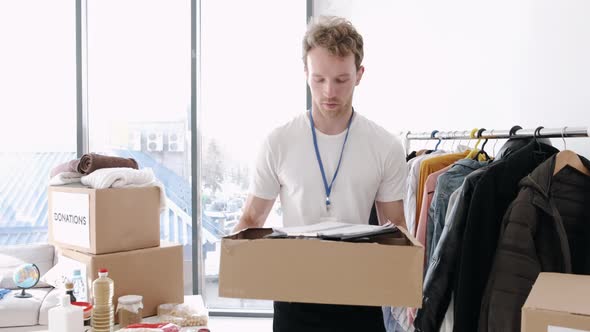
[522, 273, 590, 332]
[48, 184, 184, 318]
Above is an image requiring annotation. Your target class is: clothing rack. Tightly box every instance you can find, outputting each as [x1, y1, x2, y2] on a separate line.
[404, 126, 589, 140]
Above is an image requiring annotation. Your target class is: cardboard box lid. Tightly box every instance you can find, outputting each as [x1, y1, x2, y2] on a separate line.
[50, 183, 99, 191]
[523, 273, 590, 316]
[49, 182, 158, 192]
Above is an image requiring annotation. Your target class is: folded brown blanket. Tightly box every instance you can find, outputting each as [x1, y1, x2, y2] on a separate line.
[77, 153, 139, 175]
[50, 159, 81, 178]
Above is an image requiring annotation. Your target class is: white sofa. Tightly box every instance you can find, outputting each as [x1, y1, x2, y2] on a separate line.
[0, 244, 62, 328]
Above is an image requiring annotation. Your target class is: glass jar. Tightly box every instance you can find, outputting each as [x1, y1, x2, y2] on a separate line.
[116, 295, 143, 328]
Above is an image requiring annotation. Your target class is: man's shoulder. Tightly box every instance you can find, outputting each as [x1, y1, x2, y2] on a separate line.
[354, 113, 395, 139]
[354, 113, 402, 151]
[267, 112, 308, 140]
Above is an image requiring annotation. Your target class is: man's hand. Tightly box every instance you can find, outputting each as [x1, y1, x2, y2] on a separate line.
[233, 195, 275, 232]
[375, 200, 407, 231]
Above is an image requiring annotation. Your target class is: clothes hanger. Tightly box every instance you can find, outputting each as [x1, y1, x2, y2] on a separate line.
[440, 133, 448, 151]
[509, 125, 522, 137]
[553, 126, 590, 176]
[462, 130, 470, 151]
[466, 128, 483, 159]
[453, 130, 469, 152]
[532, 125, 554, 163]
[490, 129, 499, 157]
[411, 132, 425, 156]
[406, 131, 417, 157]
[533, 126, 544, 151]
[415, 131, 430, 156]
[480, 132, 489, 152]
[495, 125, 525, 161]
[432, 130, 442, 151]
[474, 128, 491, 160]
[469, 128, 480, 149]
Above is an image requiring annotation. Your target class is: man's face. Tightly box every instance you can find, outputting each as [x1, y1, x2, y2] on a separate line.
[305, 47, 364, 118]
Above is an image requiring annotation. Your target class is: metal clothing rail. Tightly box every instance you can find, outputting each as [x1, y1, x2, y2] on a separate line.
[404, 126, 589, 140]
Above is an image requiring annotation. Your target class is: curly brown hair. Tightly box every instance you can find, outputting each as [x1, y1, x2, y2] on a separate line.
[303, 16, 364, 70]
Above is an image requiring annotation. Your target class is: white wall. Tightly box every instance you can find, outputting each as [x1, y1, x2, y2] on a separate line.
[314, 0, 590, 157]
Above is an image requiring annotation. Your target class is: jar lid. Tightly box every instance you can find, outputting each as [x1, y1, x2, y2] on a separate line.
[118, 295, 143, 305]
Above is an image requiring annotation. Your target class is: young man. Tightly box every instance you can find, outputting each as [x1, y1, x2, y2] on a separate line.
[234, 16, 408, 332]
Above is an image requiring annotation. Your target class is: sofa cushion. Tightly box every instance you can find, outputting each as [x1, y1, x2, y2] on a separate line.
[0, 244, 55, 289]
[40, 254, 87, 289]
[0, 287, 52, 327]
[38, 288, 62, 326]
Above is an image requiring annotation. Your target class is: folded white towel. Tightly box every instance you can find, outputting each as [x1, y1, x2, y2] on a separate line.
[49, 172, 82, 186]
[81, 167, 167, 211]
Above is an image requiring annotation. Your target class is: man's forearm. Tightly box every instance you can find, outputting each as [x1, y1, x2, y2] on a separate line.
[233, 214, 262, 233]
[375, 200, 407, 230]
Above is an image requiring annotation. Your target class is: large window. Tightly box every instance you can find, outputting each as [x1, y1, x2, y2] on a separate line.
[0, 0, 76, 245]
[200, 0, 307, 310]
[0, 0, 307, 312]
[86, 0, 193, 293]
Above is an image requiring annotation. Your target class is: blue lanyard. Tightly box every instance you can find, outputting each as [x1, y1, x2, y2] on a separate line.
[309, 108, 354, 208]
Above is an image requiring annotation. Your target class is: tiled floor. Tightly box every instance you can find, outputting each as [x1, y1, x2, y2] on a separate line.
[2, 317, 273, 332]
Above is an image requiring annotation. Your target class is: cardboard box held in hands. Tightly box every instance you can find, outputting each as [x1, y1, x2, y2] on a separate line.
[219, 224, 424, 307]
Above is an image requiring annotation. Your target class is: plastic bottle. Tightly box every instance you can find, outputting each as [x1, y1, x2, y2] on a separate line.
[72, 269, 87, 302]
[65, 282, 77, 303]
[48, 294, 84, 332]
[91, 268, 114, 332]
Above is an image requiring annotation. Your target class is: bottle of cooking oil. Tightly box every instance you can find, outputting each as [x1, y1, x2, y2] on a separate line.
[91, 268, 114, 332]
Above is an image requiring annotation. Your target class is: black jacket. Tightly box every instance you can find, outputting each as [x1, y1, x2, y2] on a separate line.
[478, 154, 590, 332]
[452, 141, 558, 332]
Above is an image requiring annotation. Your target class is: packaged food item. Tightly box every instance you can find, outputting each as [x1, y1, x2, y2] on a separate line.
[117, 322, 180, 332]
[156, 303, 177, 317]
[117, 295, 143, 328]
[157, 296, 208, 327]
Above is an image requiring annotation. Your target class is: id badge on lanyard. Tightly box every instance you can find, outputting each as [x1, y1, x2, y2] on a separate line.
[319, 201, 336, 222]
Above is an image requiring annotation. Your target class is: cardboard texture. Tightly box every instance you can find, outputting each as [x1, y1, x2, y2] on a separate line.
[48, 184, 160, 254]
[522, 273, 590, 332]
[219, 225, 424, 307]
[58, 243, 184, 318]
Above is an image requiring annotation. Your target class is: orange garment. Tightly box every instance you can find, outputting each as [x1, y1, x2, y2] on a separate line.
[414, 151, 469, 233]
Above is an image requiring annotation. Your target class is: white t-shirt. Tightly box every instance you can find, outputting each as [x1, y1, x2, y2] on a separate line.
[250, 111, 407, 227]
